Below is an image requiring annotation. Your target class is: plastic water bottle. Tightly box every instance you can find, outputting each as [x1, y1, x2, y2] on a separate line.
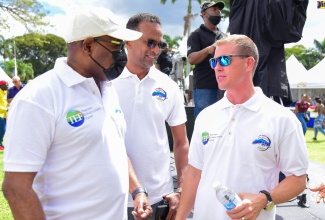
[213, 182, 242, 210]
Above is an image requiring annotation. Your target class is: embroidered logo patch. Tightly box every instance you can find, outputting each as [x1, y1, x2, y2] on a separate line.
[252, 135, 271, 151]
[66, 110, 85, 127]
[152, 88, 167, 101]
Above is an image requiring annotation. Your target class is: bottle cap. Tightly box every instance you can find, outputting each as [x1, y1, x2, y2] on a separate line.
[213, 181, 222, 191]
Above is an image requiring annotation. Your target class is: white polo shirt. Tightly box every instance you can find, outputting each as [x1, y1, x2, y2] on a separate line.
[111, 66, 187, 206]
[4, 57, 129, 220]
[189, 87, 308, 220]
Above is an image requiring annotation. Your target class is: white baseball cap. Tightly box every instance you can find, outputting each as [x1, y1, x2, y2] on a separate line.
[64, 7, 142, 43]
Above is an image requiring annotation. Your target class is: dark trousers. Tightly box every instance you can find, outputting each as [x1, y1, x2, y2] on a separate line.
[0, 117, 6, 146]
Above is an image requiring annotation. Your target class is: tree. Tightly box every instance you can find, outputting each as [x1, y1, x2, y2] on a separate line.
[14, 33, 67, 76]
[0, 0, 49, 31]
[163, 34, 183, 52]
[313, 38, 325, 56]
[285, 44, 323, 70]
[3, 59, 34, 82]
[160, 0, 230, 37]
[0, 35, 14, 61]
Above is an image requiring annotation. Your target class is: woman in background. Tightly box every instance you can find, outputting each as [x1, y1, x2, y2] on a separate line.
[294, 94, 312, 135]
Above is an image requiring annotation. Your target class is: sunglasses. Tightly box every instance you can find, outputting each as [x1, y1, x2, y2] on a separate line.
[145, 39, 164, 49]
[209, 55, 250, 68]
[94, 37, 125, 51]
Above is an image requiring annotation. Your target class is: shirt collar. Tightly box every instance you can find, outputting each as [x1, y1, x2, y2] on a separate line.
[54, 57, 89, 87]
[220, 87, 264, 112]
[118, 66, 159, 82]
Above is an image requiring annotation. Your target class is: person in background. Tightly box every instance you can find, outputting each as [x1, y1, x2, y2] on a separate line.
[187, 1, 227, 119]
[294, 93, 312, 135]
[312, 97, 325, 140]
[0, 80, 8, 150]
[2, 7, 152, 220]
[176, 35, 308, 220]
[156, 42, 173, 76]
[310, 182, 325, 204]
[111, 13, 189, 219]
[7, 75, 25, 105]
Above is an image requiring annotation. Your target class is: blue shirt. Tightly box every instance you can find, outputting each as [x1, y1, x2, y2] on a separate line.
[7, 84, 25, 99]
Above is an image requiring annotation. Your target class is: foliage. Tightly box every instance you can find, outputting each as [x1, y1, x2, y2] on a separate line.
[3, 60, 34, 82]
[14, 33, 67, 77]
[285, 43, 324, 70]
[163, 34, 183, 51]
[0, 0, 49, 32]
[0, 35, 14, 61]
[313, 38, 325, 56]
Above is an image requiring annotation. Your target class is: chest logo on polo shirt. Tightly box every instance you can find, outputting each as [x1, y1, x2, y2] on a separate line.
[152, 88, 167, 101]
[202, 131, 210, 145]
[66, 110, 85, 127]
[252, 135, 271, 151]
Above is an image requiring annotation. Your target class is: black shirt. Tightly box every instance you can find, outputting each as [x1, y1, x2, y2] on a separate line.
[187, 24, 227, 89]
[156, 52, 173, 75]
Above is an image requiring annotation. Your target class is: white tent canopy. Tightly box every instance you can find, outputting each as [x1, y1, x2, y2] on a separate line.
[307, 57, 325, 88]
[287, 55, 325, 102]
[286, 54, 308, 88]
[0, 66, 12, 85]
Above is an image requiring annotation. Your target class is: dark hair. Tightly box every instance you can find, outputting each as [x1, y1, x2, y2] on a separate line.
[126, 13, 161, 31]
[317, 98, 323, 104]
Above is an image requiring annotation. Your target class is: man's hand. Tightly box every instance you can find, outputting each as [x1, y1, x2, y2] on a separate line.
[132, 193, 152, 220]
[226, 192, 266, 220]
[310, 183, 325, 204]
[163, 192, 181, 220]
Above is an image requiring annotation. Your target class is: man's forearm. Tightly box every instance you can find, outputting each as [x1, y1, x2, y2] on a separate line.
[270, 174, 306, 204]
[4, 188, 45, 220]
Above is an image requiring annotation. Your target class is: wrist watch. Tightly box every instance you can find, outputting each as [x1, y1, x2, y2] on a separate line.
[175, 187, 182, 194]
[259, 190, 274, 211]
[132, 187, 148, 200]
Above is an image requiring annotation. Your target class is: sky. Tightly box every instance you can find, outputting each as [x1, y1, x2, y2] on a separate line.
[2, 0, 325, 55]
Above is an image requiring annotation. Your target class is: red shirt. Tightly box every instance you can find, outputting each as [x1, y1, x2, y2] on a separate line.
[296, 101, 309, 113]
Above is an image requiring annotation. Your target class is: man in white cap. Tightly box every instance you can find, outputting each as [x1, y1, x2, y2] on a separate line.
[2, 7, 151, 220]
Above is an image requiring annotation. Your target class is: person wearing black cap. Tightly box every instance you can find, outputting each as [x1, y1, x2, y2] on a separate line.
[0, 80, 8, 150]
[187, 1, 227, 120]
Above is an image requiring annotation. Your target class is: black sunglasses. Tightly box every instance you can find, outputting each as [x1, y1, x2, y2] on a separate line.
[145, 39, 164, 49]
[209, 55, 250, 68]
[94, 37, 125, 51]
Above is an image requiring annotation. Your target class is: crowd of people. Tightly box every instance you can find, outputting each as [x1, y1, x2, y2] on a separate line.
[0, 2, 324, 220]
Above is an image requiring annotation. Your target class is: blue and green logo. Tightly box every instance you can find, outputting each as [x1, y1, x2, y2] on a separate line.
[66, 110, 85, 127]
[201, 131, 210, 145]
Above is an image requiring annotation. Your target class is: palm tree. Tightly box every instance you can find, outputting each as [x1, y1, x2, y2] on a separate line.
[160, 0, 230, 37]
[160, 0, 202, 37]
[163, 34, 183, 52]
[0, 35, 14, 61]
[313, 38, 325, 56]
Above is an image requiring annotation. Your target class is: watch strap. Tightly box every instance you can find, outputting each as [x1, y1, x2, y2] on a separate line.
[175, 187, 182, 194]
[132, 187, 148, 200]
[259, 190, 273, 202]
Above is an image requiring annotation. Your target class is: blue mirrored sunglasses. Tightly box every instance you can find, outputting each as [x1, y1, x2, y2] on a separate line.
[209, 55, 249, 68]
[145, 39, 164, 49]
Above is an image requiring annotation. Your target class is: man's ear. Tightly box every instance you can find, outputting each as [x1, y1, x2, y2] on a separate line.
[83, 38, 94, 54]
[125, 41, 132, 49]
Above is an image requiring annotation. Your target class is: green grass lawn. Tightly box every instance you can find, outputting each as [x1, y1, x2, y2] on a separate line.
[0, 128, 324, 218]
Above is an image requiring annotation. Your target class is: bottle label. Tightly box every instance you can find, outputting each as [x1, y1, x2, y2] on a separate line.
[223, 195, 242, 210]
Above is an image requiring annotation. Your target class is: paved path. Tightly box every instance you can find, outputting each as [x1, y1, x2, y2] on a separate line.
[169, 153, 325, 220]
